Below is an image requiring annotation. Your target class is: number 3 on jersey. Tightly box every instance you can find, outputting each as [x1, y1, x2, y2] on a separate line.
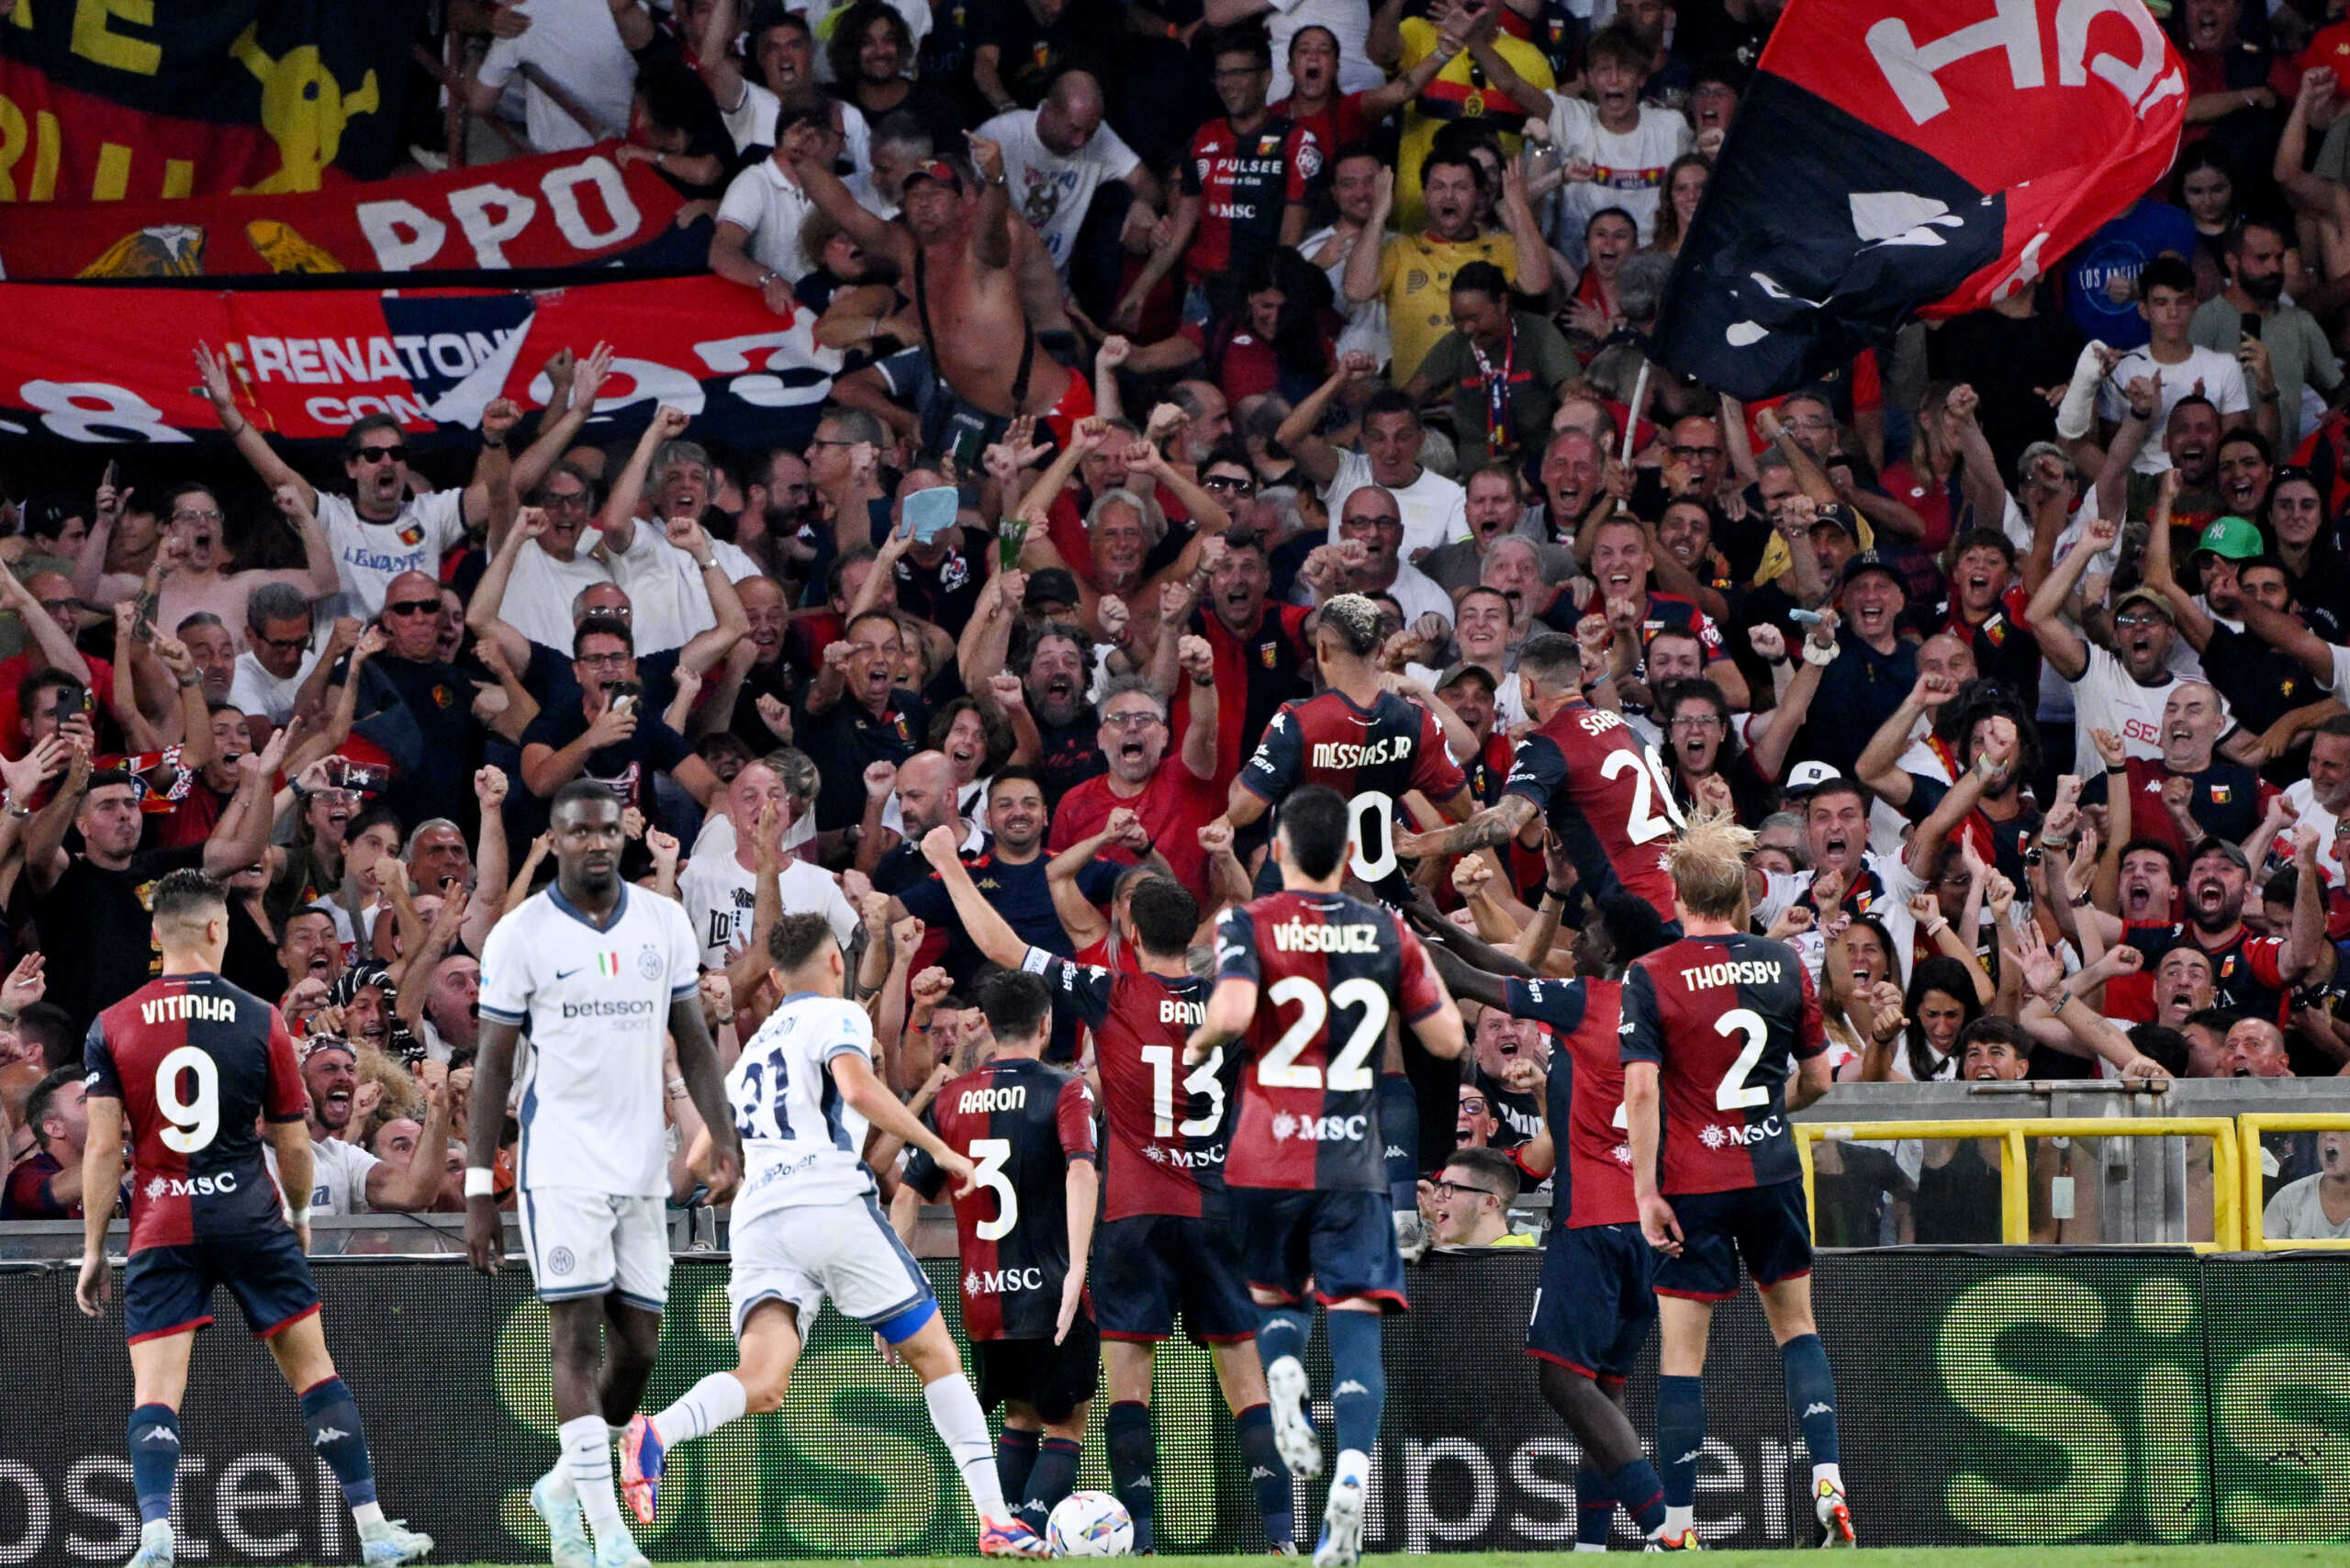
[969, 1137, 1017, 1239]
[1260, 976, 1388, 1090]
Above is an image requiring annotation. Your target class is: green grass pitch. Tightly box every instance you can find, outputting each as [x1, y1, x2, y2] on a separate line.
[402, 1550, 2350, 1568]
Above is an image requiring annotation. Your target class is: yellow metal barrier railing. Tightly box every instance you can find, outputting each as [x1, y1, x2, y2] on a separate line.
[2237, 1114, 2350, 1250]
[1796, 1117, 2242, 1251]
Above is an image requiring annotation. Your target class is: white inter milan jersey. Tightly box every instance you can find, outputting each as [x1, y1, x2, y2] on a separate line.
[727, 991, 879, 1226]
[479, 884, 701, 1198]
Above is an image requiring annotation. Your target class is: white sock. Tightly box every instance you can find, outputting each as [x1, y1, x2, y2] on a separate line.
[2054, 340, 2109, 441]
[1664, 1504, 1695, 1536]
[1814, 1462, 1843, 1492]
[1332, 1448, 1370, 1491]
[654, 1372, 750, 1448]
[351, 1502, 386, 1531]
[560, 1414, 624, 1541]
[1573, 1543, 1606, 1553]
[923, 1373, 1009, 1520]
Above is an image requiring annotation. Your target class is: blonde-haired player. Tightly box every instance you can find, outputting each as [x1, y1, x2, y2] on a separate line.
[1617, 812, 1854, 1549]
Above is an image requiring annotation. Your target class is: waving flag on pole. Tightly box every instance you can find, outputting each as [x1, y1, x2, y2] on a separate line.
[1654, 0, 2186, 398]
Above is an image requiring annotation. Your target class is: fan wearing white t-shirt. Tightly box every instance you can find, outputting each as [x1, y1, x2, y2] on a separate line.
[2094, 256, 2260, 476]
[1542, 41, 1693, 261]
[679, 757, 859, 977]
[2028, 512, 2261, 777]
[1280, 375, 1468, 562]
[195, 353, 500, 623]
[981, 76, 1156, 277]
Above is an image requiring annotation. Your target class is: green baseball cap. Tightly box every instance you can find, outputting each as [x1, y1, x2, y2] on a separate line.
[2193, 515, 2265, 562]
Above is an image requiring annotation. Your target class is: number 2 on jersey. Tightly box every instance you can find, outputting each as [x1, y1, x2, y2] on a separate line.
[1600, 746, 1687, 845]
[1139, 1044, 1226, 1138]
[1714, 1008, 1769, 1110]
[1260, 977, 1388, 1091]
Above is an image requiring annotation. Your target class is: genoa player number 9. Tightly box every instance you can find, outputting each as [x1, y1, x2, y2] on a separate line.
[1261, 978, 1388, 1091]
[1138, 1045, 1226, 1138]
[156, 1046, 222, 1154]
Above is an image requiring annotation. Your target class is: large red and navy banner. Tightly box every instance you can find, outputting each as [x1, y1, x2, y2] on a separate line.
[0, 144, 689, 280]
[0, 0, 424, 201]
[0, 274, 838, 450]
[1655, 0, 2186, 398]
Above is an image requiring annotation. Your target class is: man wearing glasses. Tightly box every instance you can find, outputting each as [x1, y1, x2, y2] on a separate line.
[195, 343, 527, 623]
[519, 616, 722, 821]
[344, 570, 480, 831]
[127, 482, 340, 653]
[1420, 1148, 1531, 1249]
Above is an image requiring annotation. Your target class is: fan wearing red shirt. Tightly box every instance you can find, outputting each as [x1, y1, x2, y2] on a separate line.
[1048, 647, 1223, 905]
[1115, 27, 1320, 330]
[1617, 816, 1852, 1549]
[1182, 784, 1465, 1568]
[1169, 530, 1311, 795]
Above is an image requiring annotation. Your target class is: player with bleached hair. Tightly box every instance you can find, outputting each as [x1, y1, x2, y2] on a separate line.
[1618, 812, 1854, 1547]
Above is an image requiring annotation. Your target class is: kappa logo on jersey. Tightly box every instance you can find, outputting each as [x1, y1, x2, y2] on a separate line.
[965, 1266, 1046, 1294]
[1697, 1115, 1785, 1149]
[1271, 1111, 1369, 1142]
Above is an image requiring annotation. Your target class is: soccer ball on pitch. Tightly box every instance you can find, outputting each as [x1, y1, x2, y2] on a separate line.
[1046, 1491, 1134, 1557]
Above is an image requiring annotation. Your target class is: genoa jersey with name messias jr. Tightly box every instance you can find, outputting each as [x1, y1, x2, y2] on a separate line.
[1215, 890, 1446, 1193]
[1022, 947, 1237, 1222]
[1505, 700, 1683, 910]
[84, 974, 308, 1254]
[1618, 934, 1824, 1195]
[1237, 689, 1467, 899]
[906, 1057, 1097, 1341]
[1505, 974, 1637, 1228]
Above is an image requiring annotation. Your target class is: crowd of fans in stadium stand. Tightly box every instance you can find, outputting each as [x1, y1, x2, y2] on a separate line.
[3, 0, 2350, 1247]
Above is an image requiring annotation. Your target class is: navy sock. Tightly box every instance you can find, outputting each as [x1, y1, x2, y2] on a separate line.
[1606, 1456, 1668, 1533]
[1104, 1403, 1157, 1553]
[1781, 1333, 1841, 1467]
[1256, 1305, 1311, 1372]
[997, 1427, 1041, 1503]
[1655, 1375, 1707, 1509]
[1380, 1074, 1419, 1212]
[1575, 1467, 1614, 1547]
[127, 1404, 181, 1526]
[1235, 1403, 1295, 1548]
[298, 1376, 377, 1509]
[1323, 1310, 1386, 1461]
[1019, 1435, 1083, 1528]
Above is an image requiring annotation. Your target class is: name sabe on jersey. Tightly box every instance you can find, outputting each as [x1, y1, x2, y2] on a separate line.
[140, 994, 239, 1025]
[1271, 919, 1381, 954]
[1310, 736, 1412, 770]
[1680, 958, 1788, 990]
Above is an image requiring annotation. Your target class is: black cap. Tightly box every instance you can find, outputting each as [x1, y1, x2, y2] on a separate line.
[1807, 502, 1861, 543]
[1840, 548, 1904, 588]
[1024, 567, 1080, 609]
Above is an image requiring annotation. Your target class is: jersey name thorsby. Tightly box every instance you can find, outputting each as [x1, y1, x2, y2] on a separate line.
[1679, 958, 1785, 990]
[140, 994, 238, 1025]
[1270, 920, 1380, 954]
[958, 1085, 1027, 1114]
[1310, 736, 1412, 770]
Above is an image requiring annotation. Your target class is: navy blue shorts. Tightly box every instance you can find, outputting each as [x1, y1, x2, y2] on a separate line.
[1653, 1179, 1813, 1302]
[1229, 1186, 1406, 1312]
[123, 1224, 320, 1344]
[1527, 1222, 1655, 1383]
[1091, 1211, 1259, 1344]
[974, 1316, 1101, 1422]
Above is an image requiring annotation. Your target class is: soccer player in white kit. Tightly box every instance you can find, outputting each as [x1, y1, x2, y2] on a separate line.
[613, 912, 1052, 1559]
[466, 781, 744, 1568]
